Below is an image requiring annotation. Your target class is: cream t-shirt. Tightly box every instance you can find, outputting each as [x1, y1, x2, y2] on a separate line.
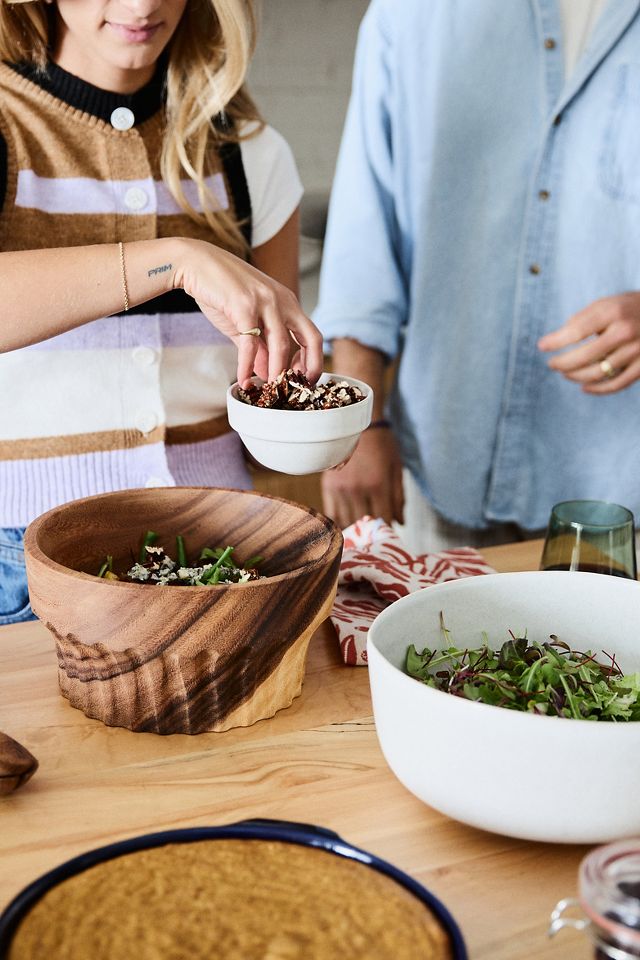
[559, 0, 609, 76]
[240, 122, 303, 248]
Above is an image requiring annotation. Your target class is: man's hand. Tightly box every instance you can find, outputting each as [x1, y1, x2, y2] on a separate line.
[538, 292, 640, 393]
[321, 427, 404, 529]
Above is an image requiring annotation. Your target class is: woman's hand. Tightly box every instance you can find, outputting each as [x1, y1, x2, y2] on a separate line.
[538, 292, 640, 393]
[174, 238, 323, 387]
[0, 236, 321, 372]
[321, 427, 404, 529]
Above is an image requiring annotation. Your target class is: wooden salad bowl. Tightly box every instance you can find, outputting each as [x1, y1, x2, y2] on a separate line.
[23, 487, 343, 735]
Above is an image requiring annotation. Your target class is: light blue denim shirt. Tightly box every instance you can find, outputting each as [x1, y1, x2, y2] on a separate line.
[315, 0, 640, 531]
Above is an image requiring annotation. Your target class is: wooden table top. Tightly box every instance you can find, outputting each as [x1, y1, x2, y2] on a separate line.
[0, 537, 592, 959]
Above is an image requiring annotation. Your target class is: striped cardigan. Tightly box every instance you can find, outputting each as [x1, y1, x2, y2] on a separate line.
[0, 60, 253, 527]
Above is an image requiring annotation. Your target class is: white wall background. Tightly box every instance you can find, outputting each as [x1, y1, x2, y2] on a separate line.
[249, 0, 370, 312]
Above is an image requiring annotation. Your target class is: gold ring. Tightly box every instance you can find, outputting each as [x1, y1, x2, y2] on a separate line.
[599, 358, 616, 379]
[239, 327, 262, 337]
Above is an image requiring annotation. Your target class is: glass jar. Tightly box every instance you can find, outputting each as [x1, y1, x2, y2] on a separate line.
[550, 839, 640, 958]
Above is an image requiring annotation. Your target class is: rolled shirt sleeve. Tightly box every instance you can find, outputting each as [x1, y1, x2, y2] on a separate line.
[314, 1, 407, 360]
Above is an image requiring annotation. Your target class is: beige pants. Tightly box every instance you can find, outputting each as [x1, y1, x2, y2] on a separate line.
[394, 470, 545, 554]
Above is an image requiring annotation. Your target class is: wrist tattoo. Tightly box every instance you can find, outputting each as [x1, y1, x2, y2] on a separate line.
[147, 263, 172, 278]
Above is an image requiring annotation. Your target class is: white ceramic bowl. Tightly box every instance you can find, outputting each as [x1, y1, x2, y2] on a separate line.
[367, 571, 640, 844]
[226, 373, 373, 474]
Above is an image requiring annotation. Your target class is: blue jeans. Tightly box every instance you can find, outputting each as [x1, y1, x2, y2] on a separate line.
[0, 527, 36, 624]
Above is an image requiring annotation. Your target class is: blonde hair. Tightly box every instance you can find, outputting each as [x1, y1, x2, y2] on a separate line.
[0, 0, 262, 257]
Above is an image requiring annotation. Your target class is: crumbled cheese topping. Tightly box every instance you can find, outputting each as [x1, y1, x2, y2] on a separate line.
[125, 550, 262, 586]
[127, 563, 150, 581]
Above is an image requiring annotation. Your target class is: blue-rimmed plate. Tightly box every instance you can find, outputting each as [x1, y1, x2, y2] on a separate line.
[0, 818, 467, 958]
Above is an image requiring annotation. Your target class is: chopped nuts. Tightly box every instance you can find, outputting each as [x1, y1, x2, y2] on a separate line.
[238, 369, 365, 411]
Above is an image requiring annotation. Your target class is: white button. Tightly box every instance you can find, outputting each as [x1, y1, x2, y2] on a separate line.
[145, 476, 168, 488]
[124, 186, 148, 211]
[110, 107, 135, 131]
[132, 346, 156, 365]
[135, 412, 158, 434]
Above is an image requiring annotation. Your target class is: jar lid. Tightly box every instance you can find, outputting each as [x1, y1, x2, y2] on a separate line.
[580, 838, 640, 951]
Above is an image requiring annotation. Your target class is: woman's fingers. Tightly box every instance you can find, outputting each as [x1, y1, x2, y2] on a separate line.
[242, 297, 323, 386]
[286, 315, 323, 383]
[257, 294, 299, 382]
[182, 239, 322, 385]
[256, 290, 322, 383]
[234, 330, 263, 388]
[290, 342, 307, 377]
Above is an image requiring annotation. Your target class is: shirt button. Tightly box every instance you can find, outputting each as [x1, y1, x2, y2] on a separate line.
[538, 189, 550, 201]
[544, 37, 556, 50]
[110, 107, 135, 131]
[132, 346, 157, 366]
[529, 263, 541, 275]
[124, 186, 148, 211]
[145, 476, 168, 488]
[136, 412, 158, 434]
[553, 113, 562, 126]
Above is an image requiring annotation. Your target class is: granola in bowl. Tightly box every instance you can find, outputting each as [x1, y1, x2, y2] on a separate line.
[227, 370, 373, 474]
[237, 369, 366, 411]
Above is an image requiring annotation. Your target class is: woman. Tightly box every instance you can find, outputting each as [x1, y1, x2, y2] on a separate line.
[0, 0, 322, 622]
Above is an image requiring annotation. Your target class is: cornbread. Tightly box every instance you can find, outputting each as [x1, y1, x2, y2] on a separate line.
[8, 839, 453, 959]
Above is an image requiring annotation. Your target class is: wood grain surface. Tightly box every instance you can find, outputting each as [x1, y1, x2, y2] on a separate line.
[23, 488, 343, 734]
[0, 538, 593, 958]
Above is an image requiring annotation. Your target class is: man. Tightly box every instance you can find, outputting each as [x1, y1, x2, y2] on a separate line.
[315, 0, 640, 551]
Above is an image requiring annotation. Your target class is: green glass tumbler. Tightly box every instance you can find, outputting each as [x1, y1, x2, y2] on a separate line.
[540, 500, 637, 579]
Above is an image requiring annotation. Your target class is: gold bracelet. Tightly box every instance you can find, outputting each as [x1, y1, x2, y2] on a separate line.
[118, 241, 130, 312]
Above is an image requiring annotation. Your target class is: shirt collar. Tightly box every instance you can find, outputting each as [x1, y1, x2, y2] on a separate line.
[532, 0, 640, 123]
[7, 57, 166, 126]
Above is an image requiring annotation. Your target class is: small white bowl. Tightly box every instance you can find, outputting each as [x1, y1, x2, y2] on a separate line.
[367, 571, 640, 844]
[227, 373, 373, 474]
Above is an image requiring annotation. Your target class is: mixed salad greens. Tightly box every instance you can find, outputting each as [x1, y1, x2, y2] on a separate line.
[96, 531, 265, 586]
[406, 614, 640, 721]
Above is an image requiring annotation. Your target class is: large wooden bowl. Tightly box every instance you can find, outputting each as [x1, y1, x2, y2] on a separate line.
[24, 488, 343, 735]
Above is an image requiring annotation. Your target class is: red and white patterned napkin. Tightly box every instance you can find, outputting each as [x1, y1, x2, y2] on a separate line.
[330, 517, 495, 666]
